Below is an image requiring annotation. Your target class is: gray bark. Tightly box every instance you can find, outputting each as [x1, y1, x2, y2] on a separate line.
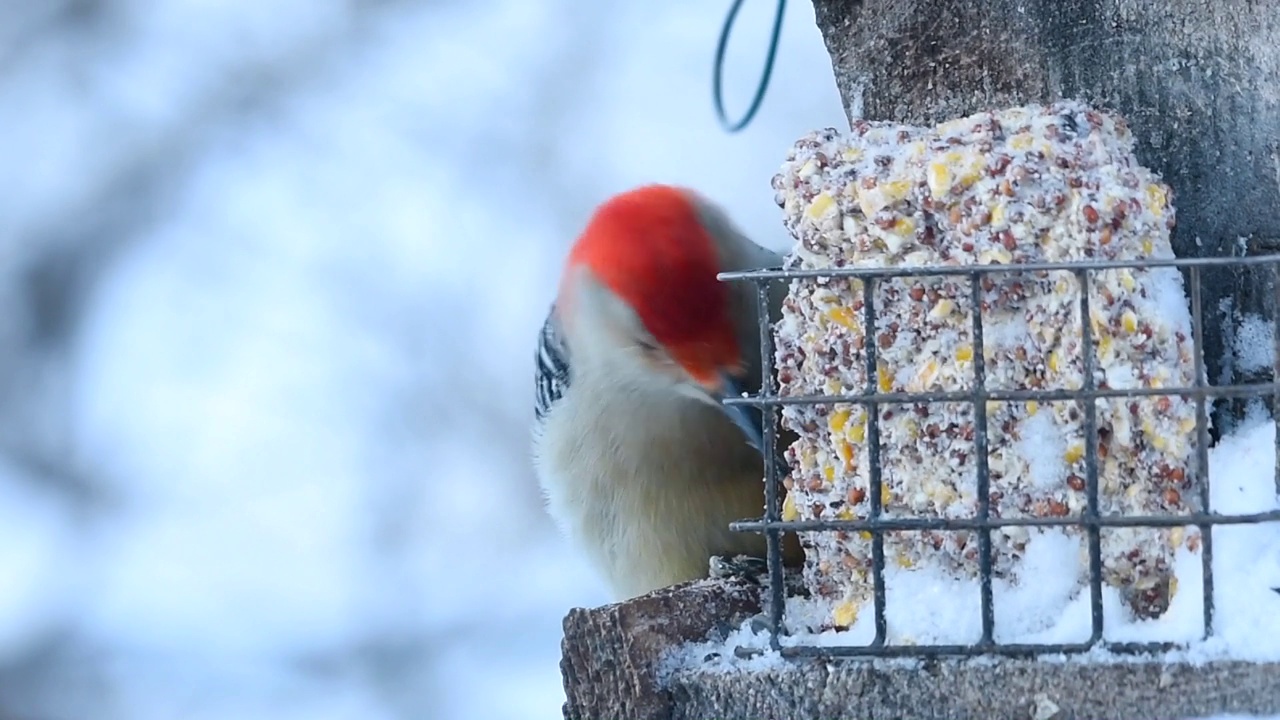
[812, 0, 1280, 425]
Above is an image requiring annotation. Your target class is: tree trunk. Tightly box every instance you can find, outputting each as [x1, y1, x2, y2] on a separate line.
[812, 0, 1280, 426]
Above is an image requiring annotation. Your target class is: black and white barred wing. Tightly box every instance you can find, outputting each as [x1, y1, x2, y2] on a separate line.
[534, 306, 571, 428]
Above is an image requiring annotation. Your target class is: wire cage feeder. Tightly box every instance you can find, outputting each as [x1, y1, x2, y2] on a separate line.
[720, 253, 1280, 660]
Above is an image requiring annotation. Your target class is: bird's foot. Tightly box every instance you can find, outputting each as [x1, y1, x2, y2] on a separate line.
[708, 554, 770, 585]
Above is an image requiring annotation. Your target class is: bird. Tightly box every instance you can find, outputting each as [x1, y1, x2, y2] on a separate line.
[532, 183, 803, 601]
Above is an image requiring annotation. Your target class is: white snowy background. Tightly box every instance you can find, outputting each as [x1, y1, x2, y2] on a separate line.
[3, 2, 1277, 720]
[0, 1, 844, 718]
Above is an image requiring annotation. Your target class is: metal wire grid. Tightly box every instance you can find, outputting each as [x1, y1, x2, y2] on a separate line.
[719, 254, 1280, 659]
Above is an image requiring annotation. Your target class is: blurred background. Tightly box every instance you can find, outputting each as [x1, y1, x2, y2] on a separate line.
[0, 1, 843, 718]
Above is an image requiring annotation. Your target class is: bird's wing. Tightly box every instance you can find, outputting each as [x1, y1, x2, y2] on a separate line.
[534, 305, 572, 428]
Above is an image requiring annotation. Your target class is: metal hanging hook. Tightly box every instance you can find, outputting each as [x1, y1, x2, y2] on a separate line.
[713, 0, 787, 133]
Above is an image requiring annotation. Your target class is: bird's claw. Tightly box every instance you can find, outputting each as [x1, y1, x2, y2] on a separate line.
[708, 554, 771, 585]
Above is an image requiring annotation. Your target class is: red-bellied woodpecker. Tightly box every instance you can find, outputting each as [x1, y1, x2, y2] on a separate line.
[532, 184, 802, 600]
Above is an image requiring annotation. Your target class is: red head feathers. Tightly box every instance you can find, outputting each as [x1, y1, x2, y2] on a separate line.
[565, 184, 742, 387]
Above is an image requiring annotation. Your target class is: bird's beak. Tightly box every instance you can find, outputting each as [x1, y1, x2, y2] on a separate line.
[715, 371, 790, 479]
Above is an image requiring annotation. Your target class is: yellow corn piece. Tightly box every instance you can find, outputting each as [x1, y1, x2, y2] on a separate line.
[849, 422, 866, 444]
[1119, 269, 1136, 291]
[896, 554, 915, 569]
[807, 192, 836, 220]
[823, 464, 835, 482]
[1098, 335, 1113, 359]
[881, 484, 891, 506]
[1009, 133, 1033, 151]
[1121, 310, 1138, 334]
[782, 493, 799, 521]
[1147, 184, 1167, 217]
[829, 408, 851, 434]
[1048, 351, 1061, 373]
[832, 601, 859, 628]
[955, 344, 974, 363]
[926, 162, 952, 197]
[878, 363, 893, 392]
[827, 306, 858, 331]
[990, 203, 1006, 227]
[1065, 442, 1084, 464]
[1142, 238, 1154, 255]
[884, 179, 912, 202]
[930, 299, 955, 319]
[912, 358, 940, 390]
[842, 148, 864, 161]
[891, 217, 915, 236]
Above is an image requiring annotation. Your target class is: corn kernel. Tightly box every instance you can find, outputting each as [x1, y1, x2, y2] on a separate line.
[1147, 184, 1167, 217]
[1119, 269, 1136, 291]
[1151, 434, 1168, 451]
[1121, 310, 1138, 334]
[979, 247, 1013, 264]
[823, 464, 835, 482]
[829, 408, 851, 434]
[884, 179, 912, 202]
[955, 344, 974, 362]
[990, 203, 1006, 227]
[1065, 442, 1084, 464]
[1142, 238, 1154, 255]
[1098, 335, 1113, 359]
[827, 306, 858, 331]
[836, 440, 854, 464]
[926, 162, 952, 197]
[1169, 576, 1179, 599]
[1178, 417, 1196, 433]
[881, 484, 891, 506]
[849, 422, 866, 443]
[1048, 351, 1060, 373]
[911, 358, 940, 390]
[896, 554, 915, 569]
[859, 531, 873, 540]
[878, 363, 892, 392]
[842, 148, 864, 161]
[1009, 133, 1033, 150]
[946, 151, 983, 188]
[837, 506, 855, 520]
[1168, 527, 1185, 549]
[892, 217, 915, 236]
[832, 601, 859, 628]
[1027, 400, 1039, 415]
[807, 192, 836, 220]
[930, 299, 955, 319]
[782, 493, 798, 521]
